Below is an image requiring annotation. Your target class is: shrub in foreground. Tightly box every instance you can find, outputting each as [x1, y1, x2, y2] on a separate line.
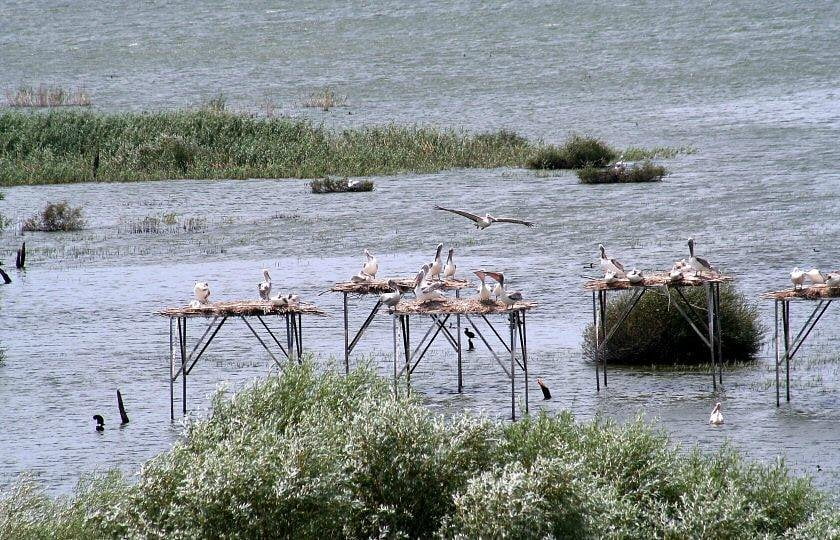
[583, 284, 764, 365]
[0, 362, 833, 539]
[577, 161, 668, 184]
[22, 201, 85, 232]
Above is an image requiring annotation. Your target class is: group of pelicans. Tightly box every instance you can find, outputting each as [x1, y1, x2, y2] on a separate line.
[598, 237, 718, 283]
[790, 267, 840, 289]
[189, 269, 301, 309]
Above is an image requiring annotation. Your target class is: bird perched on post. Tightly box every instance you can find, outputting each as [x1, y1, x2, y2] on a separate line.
[414, 263, 446, 303]
[687, 238, 717, 277]
[474, 270, 492, 303]
[826, 273, 840, 287]
[362, 249, 378, 278]
[443, 248, 457, 280]
[598, 244, 626, 278]
[464, 328, 476, 351]
[434, 205, 535, 229]
[258, 269, 272, 300]
[790, 267, 806, 290]
[483, 271, 523, 309]
[428, 244, 444, 281]
[536, 378, 552, 400]
[190, 282, 210, 307]
[379, 279, 405, 312]
[805, 268, 825, 284]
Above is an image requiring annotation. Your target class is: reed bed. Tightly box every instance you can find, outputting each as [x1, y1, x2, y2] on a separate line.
[310, 177, 374, 193]
[301, 87, 347, 110]
[0, 362, 834, 538]
[5, 85, 91, 108]
[577, 161, 668, 184]
[0, 110, 535, 186]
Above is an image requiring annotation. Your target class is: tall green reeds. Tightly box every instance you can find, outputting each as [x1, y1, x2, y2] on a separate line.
[0, 362, 834, 538]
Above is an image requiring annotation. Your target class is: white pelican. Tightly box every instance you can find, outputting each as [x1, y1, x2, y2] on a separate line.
[270, 293, 299, 308]
[805, 268, 825, 284]
[709, 402, 724, 425]
[484, 271, 523, 309]
[790, 267, 806, 290]
[598, 244, 626, 278]
[414, 264, 446, 303]
[351, 271, 373, 283]
[474, 270, 492, 303]
[258, 269, 272, 300]
[428, 243, 444, 280]
[363, 249, 378, 278]
[434, 205, 535, 229]
[826, 273, 840, 287]
[669, 265, 685, 282]
[687, 238, 716, 276]
[193, 282, 210, 304]
[627, 268, 644, 284]
[379, 279, 403, 311]
[604, 271, 619, 285]
[443, 248, 456, 280]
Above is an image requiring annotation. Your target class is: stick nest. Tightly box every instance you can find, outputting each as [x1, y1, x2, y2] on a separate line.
[584, 272, 734, 291]
[391, 297, 536, 315]
[160, 300, 327, 318]
[761, 285, 840, 301]
[331, 277, 471, 295]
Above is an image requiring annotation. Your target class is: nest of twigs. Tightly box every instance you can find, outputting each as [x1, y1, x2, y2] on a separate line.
[159, 300, 326, 318]
[391, 298, 536, 315]
[331, 278, 470, 295]
[761, 285, 840, 301]
[584, 272, 733, 291]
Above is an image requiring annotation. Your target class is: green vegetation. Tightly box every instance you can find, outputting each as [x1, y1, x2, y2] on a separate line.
[301, 87, 347, 111]
[22, 201, 86, 232]
[525, 134, 617, 170]
[583, 285, 764, 365]
[0, 110, 539, 186]
[622, 145, 697, 160]
[577, 161, 668, 184]
[4, 85, 91, 108]
[1, 362, 835, 539]
[310, 176, 374, 193]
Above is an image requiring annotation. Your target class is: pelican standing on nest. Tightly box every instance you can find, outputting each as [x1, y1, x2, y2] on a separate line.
[192, 282, 210, 306]
[598, 244, 626, 278]
[826, 273, 840, 287]
[258, 269, 272, 300]
[444, 248, 456, 280]
[414, 264, 446, 303]
[379, 279, 404, 312]
[363, 249, 378, 278]
[806, 268, 825, 284]
[709, 402, 724, 425]
[428, 243, 444, 280]
[474, 270, 492, 303]
[434, 205, 535, 229]
[687, 238, 716, 276]
[627, 268, 644, 284]
[484, 271, 523, 309]
[790, 267, 806, 290]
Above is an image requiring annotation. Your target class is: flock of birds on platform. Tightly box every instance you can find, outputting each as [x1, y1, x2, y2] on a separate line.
[188, 269, 301, 309]
[597, 237, 718, 284]
[790, 267, 840, 289]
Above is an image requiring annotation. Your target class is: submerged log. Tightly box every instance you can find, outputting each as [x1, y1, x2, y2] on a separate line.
[0, 267, 11, 285]
[16, 242, 25, 269]
[117, 389, 130, 424]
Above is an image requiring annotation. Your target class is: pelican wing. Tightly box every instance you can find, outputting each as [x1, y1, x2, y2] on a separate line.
[508, 291, 523, 301]
[610, 258, 625, 272]
[421, 281, 446, 294]
[695, 256, 714, 270]
[483, 271, 505, 284]
[434, 205, 483, 223]
[492, 217, 535, 227]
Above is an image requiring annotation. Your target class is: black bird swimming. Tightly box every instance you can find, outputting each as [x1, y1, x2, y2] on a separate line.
[464, 328, 476, 351]
[536, 378, 552, 400]
[93, 414, 105, 431]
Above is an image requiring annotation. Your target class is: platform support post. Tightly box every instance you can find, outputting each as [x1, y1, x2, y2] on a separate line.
[343, 292, 349, 374]
[706, 283, 717, 391]
[169, 317, 174, 421]
[593, 291, 600, 391]
[715, 283, 723, 385]
[509, 312, 517, 421]
[599, 290, 608, 388]
[179, 317, 187, 415]
[456, 288, 463, 393]
[783, 300, 791, 402]
[392, 314, 398, 396]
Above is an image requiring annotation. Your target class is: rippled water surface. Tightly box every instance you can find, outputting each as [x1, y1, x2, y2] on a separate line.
[1, 1, 839, 495]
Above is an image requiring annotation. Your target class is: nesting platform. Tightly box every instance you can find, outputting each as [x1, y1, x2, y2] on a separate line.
[761, 284, 839, 406]
[330, 277, 470, 374]
[389, 298, 535, 421]
[584, 272, 733, 391]
[160, 300, 326, 419]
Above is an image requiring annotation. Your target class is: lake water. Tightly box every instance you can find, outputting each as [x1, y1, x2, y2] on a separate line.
[1, 0, 839, 495]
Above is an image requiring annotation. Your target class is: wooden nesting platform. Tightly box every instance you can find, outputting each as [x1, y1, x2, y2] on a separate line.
[159, 300, 326, 318]
[331, 277, 470, 295]
[761, 285, 840, 301]
[392, 298, 536, 315]
[584, 272, 733, 291]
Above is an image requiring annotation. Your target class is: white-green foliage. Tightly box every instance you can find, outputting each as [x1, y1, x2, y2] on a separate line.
[0, 361, 836, 539]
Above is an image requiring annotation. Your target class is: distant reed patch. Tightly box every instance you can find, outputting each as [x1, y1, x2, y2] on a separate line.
[22, 201, 85, 232]
[5, 85, 91, 108]
[310, 177, 374, 193]
[119, 213, 207, 234]
[525, 135, 617, 170]
[301, 87, 347, 111]
[622, 145, 696, 160]
[577, 161, 668, 184]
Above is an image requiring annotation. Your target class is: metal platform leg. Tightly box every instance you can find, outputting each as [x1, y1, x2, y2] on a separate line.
[593, 291, 600, 391]
[169, 318, 175, 420]
[456, 289, 463, 393]
[706, 283, 716, 391]
[775, 300, 780, 407]
[179, 317, 187, 415]
[782, 301, 791, 402]
[600, 290, 608, 388]
[509, 312, 517, 421]
[343, 292, 349, 374]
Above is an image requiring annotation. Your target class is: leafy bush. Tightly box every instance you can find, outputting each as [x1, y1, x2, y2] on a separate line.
[525, 134, 617, 170]
[583, 285, 764, 365]
[577, 161, 668, 184]
[22, 201, 85, 232]
[1, 362, 834, 539]
[310, 176, 374, 193]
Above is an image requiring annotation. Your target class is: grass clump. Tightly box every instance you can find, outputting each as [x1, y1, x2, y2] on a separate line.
[622, 145, 697, 160]
[310, 176, 374, 193]
[0, 110, 537, 186]
[525, 134, 617, 170]
[22, 201, 85, 232]
[577, 161, 668, 184]
[5, 85, 91, 107]
[301, 87, 347, 111]
[1, 362, 835, 538]
[583, 285, 764, 365]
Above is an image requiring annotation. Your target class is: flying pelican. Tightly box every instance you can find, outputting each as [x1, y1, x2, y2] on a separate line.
[414, 264, 446, 303]
[709, 402, 724, 425]
[474, 270, 492, 303]
[484, 271, 523, 309]
[193, 282, 210, 304]
[826, 273, 840, 287]
[258, 269, 272, 300]
[627, 268, 644, 284]
[434, 205, 535, 229]
[790, 267, 806, 290]
[363, 249, 379, 278]
[598, 244, 626, 278]
[428, 243, 444, 280]
[687, 238, 716, 276]
[379, 279, 403, 311]
[805, 268, 825, 284]
[443, 248, 456, 280]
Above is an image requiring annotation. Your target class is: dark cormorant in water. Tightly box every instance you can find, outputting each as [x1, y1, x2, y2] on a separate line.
[93, 414, 105, 431]
[464, 328, 475, 351]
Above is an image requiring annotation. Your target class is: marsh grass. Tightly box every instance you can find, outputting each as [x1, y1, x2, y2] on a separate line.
[310, 176, 374, 193]
[577, 161, 668, 184]
[5, 85, 91, 108]
[301, 87, 346, 111]
[0, 362, 834, 538]
[525, 134, 617, 169]
[583, 285, 764, 365]
[22, 201, 85, 232]
[622, 145, 696, 160]
[119, 213, 207, 234]
[0, 110, 537, 185]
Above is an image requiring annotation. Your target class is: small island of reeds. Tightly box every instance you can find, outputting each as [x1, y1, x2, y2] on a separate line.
[310, 176, 374, 193]
[577, 161, 668, 184]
